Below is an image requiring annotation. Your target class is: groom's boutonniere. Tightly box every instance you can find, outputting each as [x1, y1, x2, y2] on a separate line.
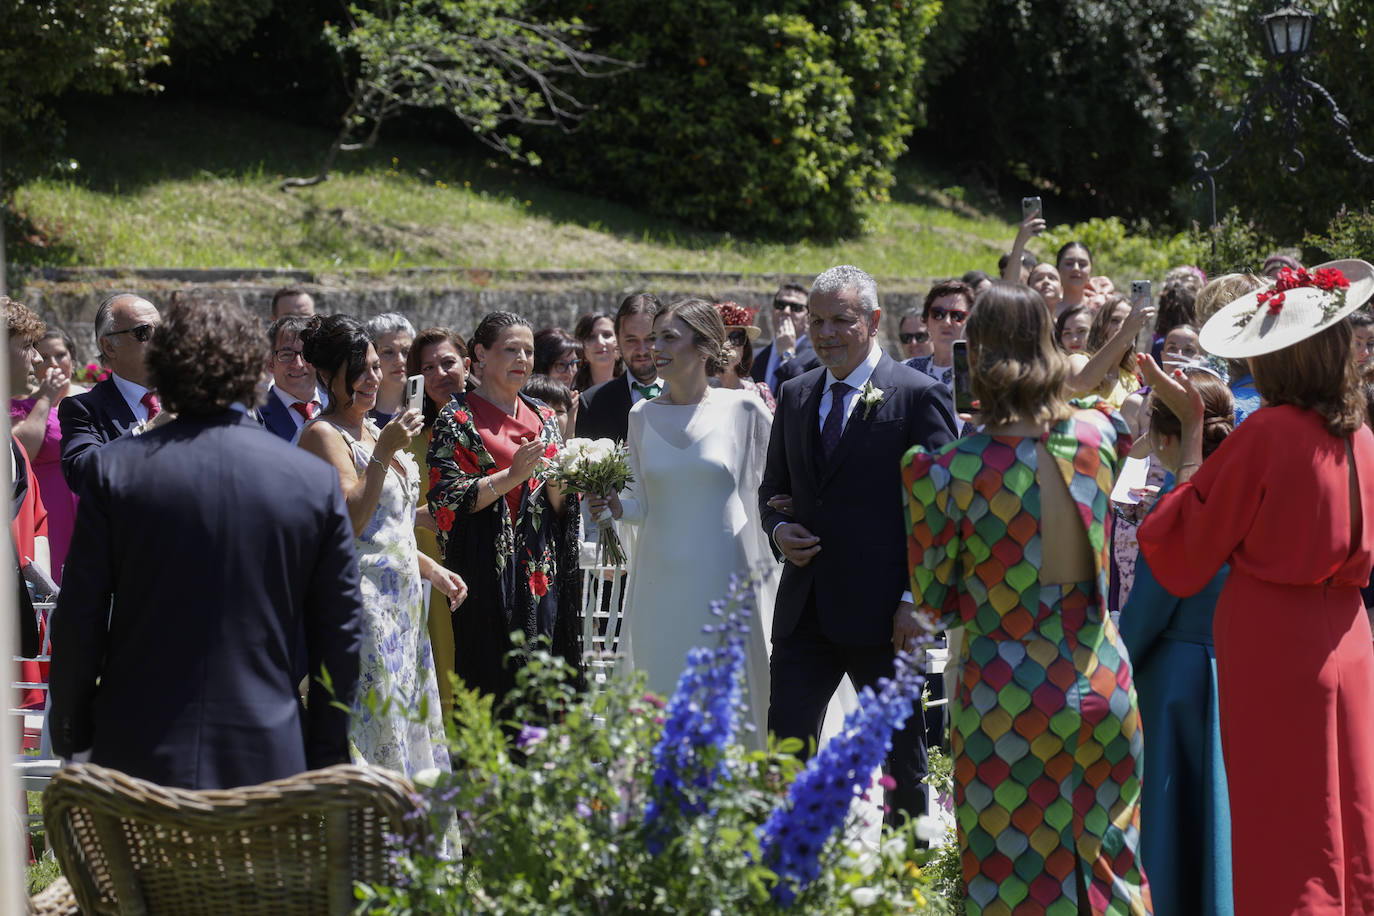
[859, 381, 884, 420]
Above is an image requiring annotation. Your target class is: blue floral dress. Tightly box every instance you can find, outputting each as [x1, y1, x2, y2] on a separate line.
[324, 419, 449, 778]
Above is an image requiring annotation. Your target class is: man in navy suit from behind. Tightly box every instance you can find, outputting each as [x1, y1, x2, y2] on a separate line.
[49, 298, 364, 789]
[759, 264, 958, 824]
[58, 293, 165, 494]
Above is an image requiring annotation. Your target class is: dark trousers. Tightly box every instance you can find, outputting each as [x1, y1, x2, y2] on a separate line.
[767, 591, 928, 824]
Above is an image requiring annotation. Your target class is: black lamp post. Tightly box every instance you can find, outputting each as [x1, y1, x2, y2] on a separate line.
[1193, 2, 1373, 229]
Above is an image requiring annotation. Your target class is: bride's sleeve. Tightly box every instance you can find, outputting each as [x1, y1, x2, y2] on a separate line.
[740, 396, 777, 561]
[617, 406, 648, 526]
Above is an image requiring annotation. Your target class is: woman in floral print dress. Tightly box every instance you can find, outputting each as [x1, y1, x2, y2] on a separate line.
[427, 311, 583, 704]
[298, 315, 465, 778]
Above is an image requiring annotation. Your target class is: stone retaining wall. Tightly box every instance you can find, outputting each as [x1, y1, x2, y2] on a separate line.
[14, 267, 938, 364]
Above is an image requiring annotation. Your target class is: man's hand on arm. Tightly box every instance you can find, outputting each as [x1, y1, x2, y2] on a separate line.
[773, 522, 821, 566]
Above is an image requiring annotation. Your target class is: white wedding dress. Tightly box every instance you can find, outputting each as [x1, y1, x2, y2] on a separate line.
[618, 387, 857, 750]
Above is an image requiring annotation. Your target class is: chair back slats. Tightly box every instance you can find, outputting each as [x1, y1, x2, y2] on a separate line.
[41, 763, 426, 915]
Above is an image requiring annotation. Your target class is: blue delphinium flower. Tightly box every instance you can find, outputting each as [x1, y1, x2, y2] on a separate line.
[757, 648, 928, 906]
[642, 574, 755, 850]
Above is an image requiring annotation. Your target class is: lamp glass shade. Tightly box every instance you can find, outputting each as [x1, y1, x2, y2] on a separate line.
[1260, 5, 1315, 58]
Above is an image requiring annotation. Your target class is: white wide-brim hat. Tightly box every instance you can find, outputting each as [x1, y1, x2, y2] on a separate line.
[1199, 259, 1374, 359]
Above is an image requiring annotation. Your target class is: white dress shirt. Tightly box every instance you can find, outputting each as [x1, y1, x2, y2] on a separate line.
[110, 372, 155, 424]
[627, 372, 666, 406]
[816, 341, 882, 433]
[272, 384, 328, 430]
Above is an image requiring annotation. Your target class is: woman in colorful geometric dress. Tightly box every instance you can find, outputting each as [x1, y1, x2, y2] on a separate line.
[1138, 260, 1374, 916]
[902, 282, 1152, 916]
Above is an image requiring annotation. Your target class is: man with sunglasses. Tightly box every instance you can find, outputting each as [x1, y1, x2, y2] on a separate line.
[896, 307, 934, 361]
[751, 282, 819, 393]
[59, 293, 164, 493]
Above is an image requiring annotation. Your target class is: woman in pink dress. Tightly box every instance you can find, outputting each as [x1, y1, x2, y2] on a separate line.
[11, 328, 88, 583]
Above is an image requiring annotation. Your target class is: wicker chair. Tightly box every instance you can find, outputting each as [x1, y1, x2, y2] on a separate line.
[31, 762, 427, 916]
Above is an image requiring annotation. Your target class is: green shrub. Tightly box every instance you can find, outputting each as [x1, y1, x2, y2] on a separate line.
[1304, 205, 1374, 264]
[544, 0, 940, 238]
[1191, 208, 1274, 278]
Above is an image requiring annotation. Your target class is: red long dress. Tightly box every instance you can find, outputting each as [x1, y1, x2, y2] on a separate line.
[1138, 405, 1374, 915]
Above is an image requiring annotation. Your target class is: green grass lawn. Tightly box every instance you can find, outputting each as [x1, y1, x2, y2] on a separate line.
[9, 96, 1023, 281]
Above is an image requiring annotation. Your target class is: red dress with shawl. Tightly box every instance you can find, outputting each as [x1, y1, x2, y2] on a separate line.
[1138, 405, 1374, 915]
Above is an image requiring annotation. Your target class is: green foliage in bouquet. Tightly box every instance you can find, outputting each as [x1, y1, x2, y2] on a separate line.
[357, 579, 954, 915]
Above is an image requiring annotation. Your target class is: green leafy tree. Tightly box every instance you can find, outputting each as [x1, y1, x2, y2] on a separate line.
[281, 0, 631, 189]
[543, 0, 941, 238]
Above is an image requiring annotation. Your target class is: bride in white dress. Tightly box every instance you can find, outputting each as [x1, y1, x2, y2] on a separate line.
[590, 299, 856, 751]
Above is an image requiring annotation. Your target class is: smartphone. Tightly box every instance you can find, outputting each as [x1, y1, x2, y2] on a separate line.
[1022, 196, 1043, 221]
[405, 374, 424, 413]
[1130, 280, 1151, 304]
[951, 340, 975, 414]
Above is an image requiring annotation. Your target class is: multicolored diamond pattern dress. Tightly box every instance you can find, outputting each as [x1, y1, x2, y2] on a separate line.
[902, 400, 1152, 916]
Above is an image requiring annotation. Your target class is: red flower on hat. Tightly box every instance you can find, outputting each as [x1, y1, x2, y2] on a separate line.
[715, 300, 759, 328]
[1256, 266, 1351, 317]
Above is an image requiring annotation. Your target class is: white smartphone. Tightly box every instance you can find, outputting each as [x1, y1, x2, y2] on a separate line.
[405, 374, 424, 413]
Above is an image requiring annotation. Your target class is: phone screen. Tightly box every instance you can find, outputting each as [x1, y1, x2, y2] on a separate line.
[951, 340, 974, 413]
[406, 374, 424, 413]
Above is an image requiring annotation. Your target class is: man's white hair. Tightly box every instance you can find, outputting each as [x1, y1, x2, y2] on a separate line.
[809, 265, 879, 314]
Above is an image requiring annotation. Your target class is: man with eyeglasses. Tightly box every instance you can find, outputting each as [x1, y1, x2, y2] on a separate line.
[59, 293, 165, 493]
[751, 282, 819, 393]
[259, 314, 329, 441]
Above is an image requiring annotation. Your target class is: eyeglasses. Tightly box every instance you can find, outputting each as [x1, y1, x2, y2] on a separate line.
[553, 359, 581, 372]
[899, 331, 931, 344]
[727, 329, 749, 346]
[104, 323, 156, 343]
[774, 300, 808, 313]
[274, 348, 306, 364]
[928, 306, 968, 323]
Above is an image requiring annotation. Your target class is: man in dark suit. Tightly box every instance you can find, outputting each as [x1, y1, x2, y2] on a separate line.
[575, 292, 662, 442]
[49, 298, 364, 790]
[259, 313, 327, 440]
[58, 293, 164, 493]
[759, 264, 958, 823]
[751, 282, 820, 392]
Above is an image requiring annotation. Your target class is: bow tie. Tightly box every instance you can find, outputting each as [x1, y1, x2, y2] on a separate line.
[633, 382, 662, 399]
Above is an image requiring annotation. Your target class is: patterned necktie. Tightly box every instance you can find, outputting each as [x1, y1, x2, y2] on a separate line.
[140, 391, 161, 420]
[633, 382, 662, 400]
[292, 400, 318, 421]
[819, 381, 851, 462]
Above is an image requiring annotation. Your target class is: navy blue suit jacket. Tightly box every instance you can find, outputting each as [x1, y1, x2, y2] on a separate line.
[48, 411, 364, 789]
[758, 352, 958, 646]
[258, 391, 299, 441]
[58, 377, 137, 495]
[751, 335, 819, 387]
[576, 375, 633, 442]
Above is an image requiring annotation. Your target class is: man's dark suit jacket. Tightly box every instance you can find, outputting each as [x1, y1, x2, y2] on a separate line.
[576, 375, 633, 442]
[58, 377, 137, 494]
[759, 351, 958, 646]
[48, 410, 364, 790]
[258, 391, 299, 441]
[751, 335, 820, 388]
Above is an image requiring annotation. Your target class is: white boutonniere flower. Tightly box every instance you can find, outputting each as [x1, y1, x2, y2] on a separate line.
[130, 420, 151, 437]
[859, 381, 884, 419]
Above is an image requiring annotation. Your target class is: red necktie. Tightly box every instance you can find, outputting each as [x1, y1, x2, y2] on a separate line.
[292, 401, 318, 421]
[140, 391, 161, 420]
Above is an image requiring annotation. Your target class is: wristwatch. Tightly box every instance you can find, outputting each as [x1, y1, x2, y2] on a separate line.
[780, 349, 796, 361]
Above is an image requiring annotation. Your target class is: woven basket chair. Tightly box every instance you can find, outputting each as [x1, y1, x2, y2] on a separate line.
[33, 762, 427, 916]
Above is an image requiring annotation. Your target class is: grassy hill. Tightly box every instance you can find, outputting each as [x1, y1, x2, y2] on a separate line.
[8, 96, 1196, 284]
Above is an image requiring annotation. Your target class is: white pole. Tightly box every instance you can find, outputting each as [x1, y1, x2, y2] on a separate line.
[1, 295, 23, 914]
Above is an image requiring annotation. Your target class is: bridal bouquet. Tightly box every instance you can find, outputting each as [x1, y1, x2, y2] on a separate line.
[549, 437, 633, 566]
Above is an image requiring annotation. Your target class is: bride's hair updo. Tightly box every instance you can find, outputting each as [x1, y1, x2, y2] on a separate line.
[655, 297, 731, 374]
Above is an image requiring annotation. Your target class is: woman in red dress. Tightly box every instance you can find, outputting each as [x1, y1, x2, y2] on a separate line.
[1137, 259, 1374, 915]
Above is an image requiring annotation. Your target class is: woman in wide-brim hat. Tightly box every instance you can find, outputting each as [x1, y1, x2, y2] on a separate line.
[711, 300, 776, 412]
[1136, 259, 1374, 916]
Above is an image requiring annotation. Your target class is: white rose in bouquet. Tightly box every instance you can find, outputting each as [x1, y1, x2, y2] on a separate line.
[547, 437, 634, 566]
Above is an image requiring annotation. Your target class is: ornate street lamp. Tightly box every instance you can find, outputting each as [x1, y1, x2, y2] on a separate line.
[1193, 2, 1373, 228]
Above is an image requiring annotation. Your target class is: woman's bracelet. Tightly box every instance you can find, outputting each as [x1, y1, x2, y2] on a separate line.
[368, 454, 387, 470]
[484, 476, 500, 500]
[1178, 461, 1202, 475]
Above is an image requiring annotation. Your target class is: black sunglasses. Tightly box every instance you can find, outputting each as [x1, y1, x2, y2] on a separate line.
[773, 300, 808, 313]
[104, 323, 156, 343]
[928, 306, 968, 323]
[899, 331, 931, 344]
